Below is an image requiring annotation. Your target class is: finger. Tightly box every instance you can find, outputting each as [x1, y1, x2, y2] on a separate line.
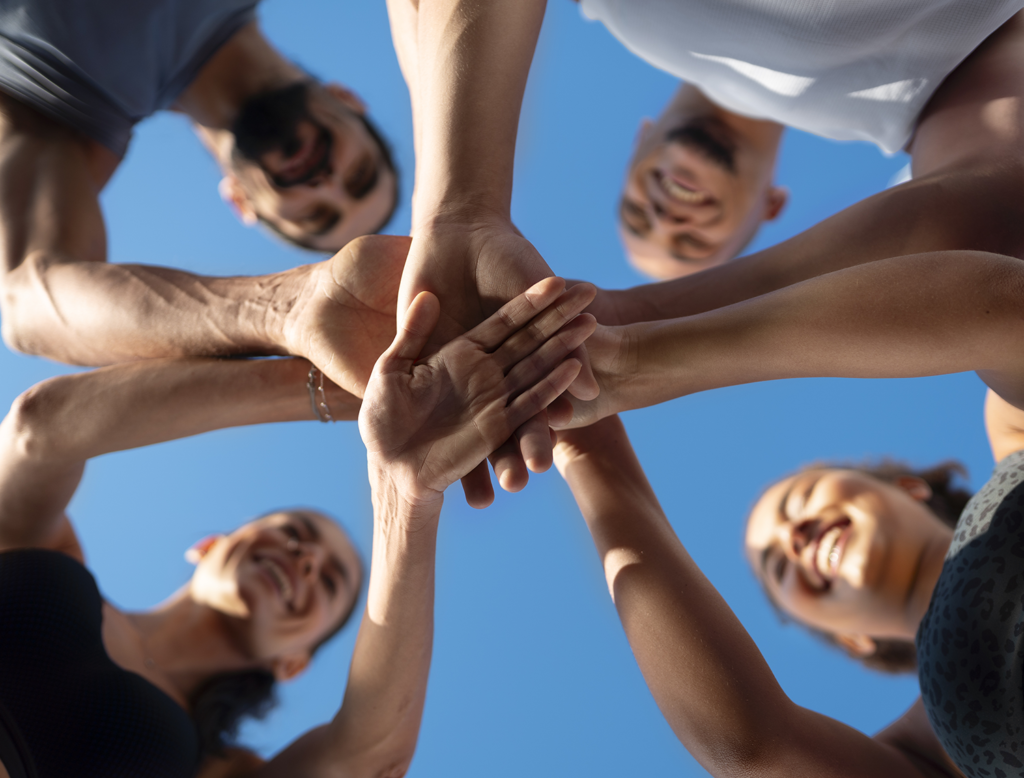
[504, 313, 596, 397]
[489, 436, 529, 493]
[567, 342, 600, 401]
[491, 283, 597, 372]
[463, 277, 567, 352]
[516, 411, 554, 473]
[545, 394, 575, 428]
[381, 291, 440, 373]
[506, 358, 584, 432]
[460, 460, 495, 509]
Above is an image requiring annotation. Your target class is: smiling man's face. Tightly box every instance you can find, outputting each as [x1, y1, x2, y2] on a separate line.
[221, 81, 398, 251]
[620, 114, 786, 280]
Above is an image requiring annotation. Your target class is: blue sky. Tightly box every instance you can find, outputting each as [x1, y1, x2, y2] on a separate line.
[0, 1, 994, 775]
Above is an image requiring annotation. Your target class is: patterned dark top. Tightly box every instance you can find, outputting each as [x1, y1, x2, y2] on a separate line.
[918, 449, 1024, 778]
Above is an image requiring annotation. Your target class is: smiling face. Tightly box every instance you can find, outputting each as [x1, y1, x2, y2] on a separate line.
[223, 81, 398, 251]
[190, 509, 363, 669]
[744, 469, 953, 643]
[619, 113, 786, 280]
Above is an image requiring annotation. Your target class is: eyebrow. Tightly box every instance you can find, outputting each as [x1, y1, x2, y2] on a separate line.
[296, 513, 352, 589]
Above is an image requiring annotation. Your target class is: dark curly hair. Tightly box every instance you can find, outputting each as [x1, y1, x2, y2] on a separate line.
[754, 459, 972, 674]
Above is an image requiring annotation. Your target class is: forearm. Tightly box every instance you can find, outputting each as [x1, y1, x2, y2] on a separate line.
[327, 466, 438, 772]
[11, 356, 356, 463]
[615, 250, 1024, 413]
[615, 166, 1024, 325]
[0, 252, 306, 365]
[411, 0, 546, 225]
[557, 418, 794, 772]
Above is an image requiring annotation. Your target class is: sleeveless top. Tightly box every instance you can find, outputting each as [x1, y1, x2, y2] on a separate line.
[0, 0, 258, 156]
[917, 449, 1024, 778]
[579, 0, 1024, 154]
[0, 549, 200, 778]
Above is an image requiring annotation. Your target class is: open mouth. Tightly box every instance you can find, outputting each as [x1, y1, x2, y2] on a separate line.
[266, 125, 332, 188]
[653, 170, 709, 206]
[256, 556, 296, 608]
[809, 519, 852, 586]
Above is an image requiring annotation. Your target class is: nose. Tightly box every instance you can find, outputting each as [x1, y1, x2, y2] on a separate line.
[287, 538, 325, 579]
[777, 519, 818, 562]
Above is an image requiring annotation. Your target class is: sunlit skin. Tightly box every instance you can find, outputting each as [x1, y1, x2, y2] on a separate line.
[222, 84, 398, 251]
[744, 469, 951, 651]
[619, 84, 787, 280]
[190, 509, 363, 665]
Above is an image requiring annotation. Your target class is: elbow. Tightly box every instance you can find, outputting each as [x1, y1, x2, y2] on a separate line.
[3, 379, 71, 462]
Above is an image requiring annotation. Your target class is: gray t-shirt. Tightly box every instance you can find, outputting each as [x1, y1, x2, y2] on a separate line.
[0, 0, 258, 156]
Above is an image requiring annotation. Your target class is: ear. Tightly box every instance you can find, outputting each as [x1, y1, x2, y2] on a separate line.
[218, 176, 258, 226]
[322, 82, 366, 115]
[895, 475, 933, 502]
[835, 633, 877, 657]
[764, 185, 788, 221]
[270, 651, 311, 682]
[185, 534, 224, 565]
[633, 118, 656, 150]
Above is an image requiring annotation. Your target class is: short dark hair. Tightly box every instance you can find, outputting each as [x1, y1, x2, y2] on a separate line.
[258, 110, 400, 252]
[753, 458, 971, 674]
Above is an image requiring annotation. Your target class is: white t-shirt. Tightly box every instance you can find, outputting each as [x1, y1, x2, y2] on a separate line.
[580, 0, 1023, 153]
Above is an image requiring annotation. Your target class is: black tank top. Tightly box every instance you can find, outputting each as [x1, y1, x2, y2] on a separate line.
[0, 549, 200, 777]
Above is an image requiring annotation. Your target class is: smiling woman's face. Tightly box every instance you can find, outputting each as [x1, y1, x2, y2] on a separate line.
[744, 469, 952, 642]
[190, 509, 363, 663]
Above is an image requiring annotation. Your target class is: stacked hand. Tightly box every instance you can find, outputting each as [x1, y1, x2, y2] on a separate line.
[359, 277, 597, 513]
[396, 216, 601, 491]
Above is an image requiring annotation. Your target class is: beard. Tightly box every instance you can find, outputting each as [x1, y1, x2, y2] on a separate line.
[665, 117, 737, 173]
[231, 81, 333, 187]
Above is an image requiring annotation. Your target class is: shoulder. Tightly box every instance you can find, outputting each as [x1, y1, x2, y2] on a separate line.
[874, 698, 966, 778]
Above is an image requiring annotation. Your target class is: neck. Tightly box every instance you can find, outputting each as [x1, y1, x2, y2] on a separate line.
[127, 586, 262, 703]
[175, 20, 306, 164]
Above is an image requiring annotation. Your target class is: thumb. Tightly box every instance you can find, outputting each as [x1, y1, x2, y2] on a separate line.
[381, 291, 441, 372]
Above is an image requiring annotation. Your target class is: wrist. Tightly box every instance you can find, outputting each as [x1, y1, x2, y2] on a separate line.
[367, 457, 444, 529]
[410, 200, 513, 237]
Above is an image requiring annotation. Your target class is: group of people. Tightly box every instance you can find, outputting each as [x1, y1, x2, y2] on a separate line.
[1, 1, 1023, 777]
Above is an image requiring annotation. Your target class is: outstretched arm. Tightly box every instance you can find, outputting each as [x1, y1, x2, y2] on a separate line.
[0, 96, 407, 396]
[0, 356, 357, 557]
[598, 11, 1024, 327]
[553, 416, 952, 778]
[247, 278, 595, 777]
[572, 250, 1024, 425]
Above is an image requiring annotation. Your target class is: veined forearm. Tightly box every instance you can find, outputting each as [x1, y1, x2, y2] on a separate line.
[412, 0, 546, 224]
[616, 250, 1024, 413]
[1, 254, 302, 364]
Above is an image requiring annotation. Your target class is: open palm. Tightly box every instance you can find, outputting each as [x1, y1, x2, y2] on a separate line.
[359, 277, 596, 510]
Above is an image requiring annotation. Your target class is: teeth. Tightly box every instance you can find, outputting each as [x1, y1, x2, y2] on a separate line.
[817, 526, 845, 578]
[660, 175, 706, 204]
[260, 559, 293, 603]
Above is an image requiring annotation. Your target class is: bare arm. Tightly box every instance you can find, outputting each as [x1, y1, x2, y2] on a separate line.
[0, 357, 357, 554]
[246, 279, 594, 777]
[601, 12, 1024, 326]
[0, 96, 407, 397]
[575, 251, 1024, 426]
[553, 416, 955, 778]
